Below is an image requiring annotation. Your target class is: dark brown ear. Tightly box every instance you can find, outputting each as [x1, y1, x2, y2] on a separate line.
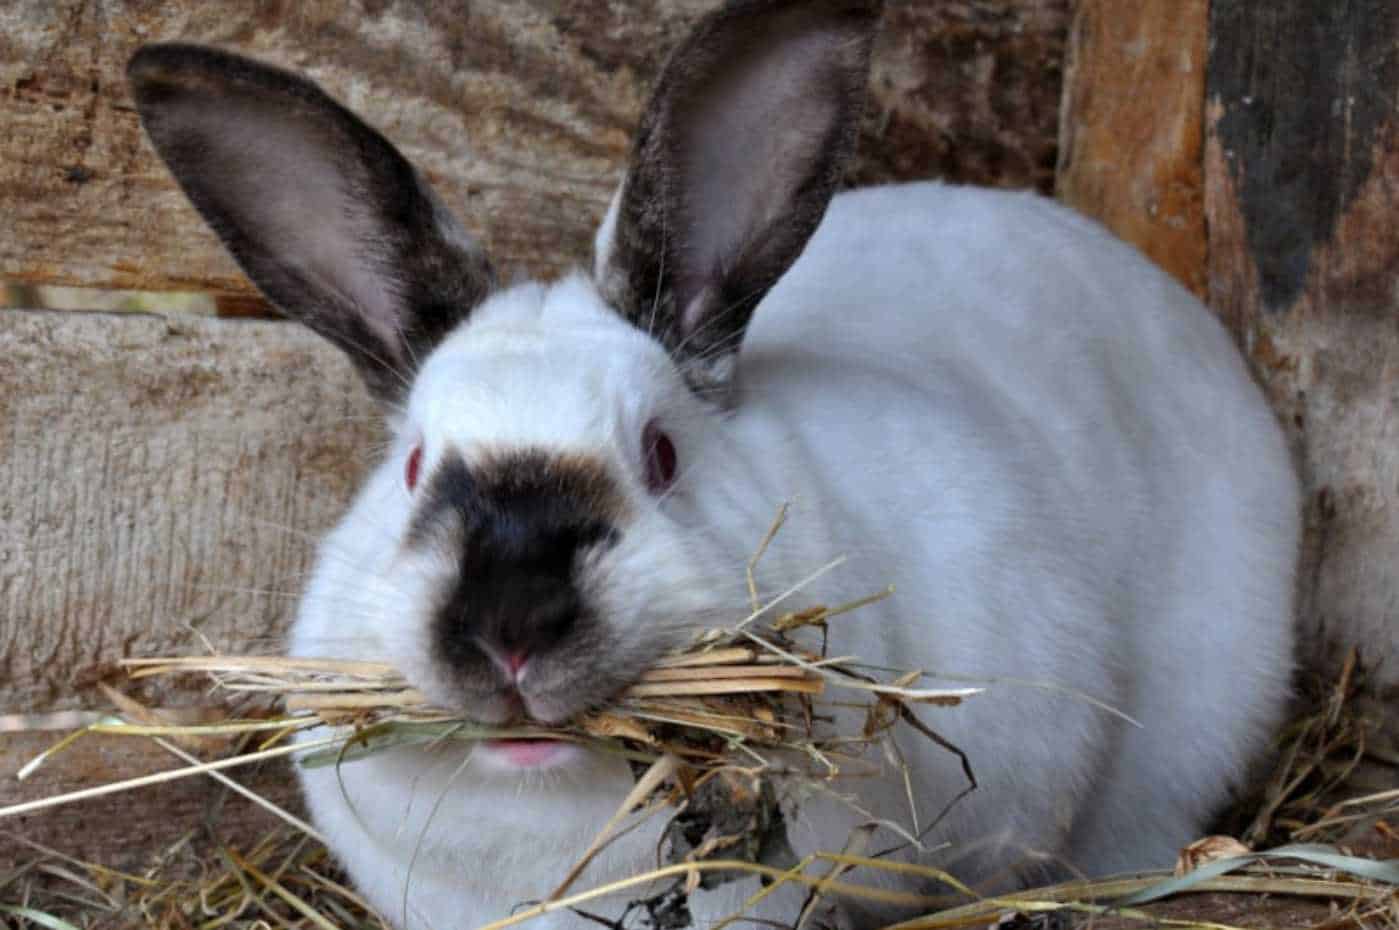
[595, 0, 880, 395]
[128, 44, 496, 404]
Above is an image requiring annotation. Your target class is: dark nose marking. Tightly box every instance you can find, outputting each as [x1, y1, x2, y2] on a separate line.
[415, 449, 623, 674]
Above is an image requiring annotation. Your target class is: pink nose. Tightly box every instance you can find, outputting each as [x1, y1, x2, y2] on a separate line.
[505, 652, 529, 677]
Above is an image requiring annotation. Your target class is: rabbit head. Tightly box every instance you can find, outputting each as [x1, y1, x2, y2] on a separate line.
[128, 0, 881, 745]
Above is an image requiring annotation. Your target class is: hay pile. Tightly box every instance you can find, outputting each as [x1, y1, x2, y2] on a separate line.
[4, 529, 1398, 930]
[7, 646, 1398, 930]
[2, 827, 389, 929]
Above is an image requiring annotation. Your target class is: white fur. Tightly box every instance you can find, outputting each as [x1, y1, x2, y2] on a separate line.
[290, 183, 1298, 928]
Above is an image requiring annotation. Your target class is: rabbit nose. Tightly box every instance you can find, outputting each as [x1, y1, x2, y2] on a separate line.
[479, 644, 532, 682]
[485, 575, 580, 667]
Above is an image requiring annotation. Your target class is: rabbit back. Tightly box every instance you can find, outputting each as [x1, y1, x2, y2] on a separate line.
[719, 181, 1298, 879]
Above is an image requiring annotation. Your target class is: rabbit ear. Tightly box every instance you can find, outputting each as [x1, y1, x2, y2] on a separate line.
[128, 44, 495, 404]
[596, 0, 879, 395]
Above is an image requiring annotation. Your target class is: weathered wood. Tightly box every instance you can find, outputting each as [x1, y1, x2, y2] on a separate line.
[0, 310, 380, 712]
[0, 0, 1070, 298]
[1205, 3, 1399, 691]
[1055, 0, 1208, 297]
[853, 0, 1070, 192]
[0, 308, 369, 868]
[0, 0, 656, 293]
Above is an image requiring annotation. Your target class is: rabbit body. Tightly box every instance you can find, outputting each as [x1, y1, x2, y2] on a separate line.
[288, 182, 1297, 928]
[128, 2, 1298, 926]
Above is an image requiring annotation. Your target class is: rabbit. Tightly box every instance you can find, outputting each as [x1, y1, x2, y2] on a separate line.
[127, 0, 1299, 927]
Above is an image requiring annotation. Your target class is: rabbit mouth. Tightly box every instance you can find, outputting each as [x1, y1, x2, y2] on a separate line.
[479, 735, 578, 769]
[438, 691, 588, 770]
[463, 680, 599, 731]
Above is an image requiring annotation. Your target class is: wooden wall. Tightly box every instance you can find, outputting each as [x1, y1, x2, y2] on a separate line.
[1, 0, 1072, 870]
[1060, 0, 1399, 695]
[1, 0, 1069, 296]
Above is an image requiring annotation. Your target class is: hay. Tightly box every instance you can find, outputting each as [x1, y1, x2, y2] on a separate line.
[6, 688, 1399, 930]
[5, 518, 1398, 927]
[1238, 648, 1399, 850]
[5, 576, 980, 822]
[1, 826, 390, 930]
[5, 828, 1397, 930]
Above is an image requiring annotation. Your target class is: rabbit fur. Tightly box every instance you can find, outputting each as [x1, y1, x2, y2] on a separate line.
[128, 1, 1299, 927]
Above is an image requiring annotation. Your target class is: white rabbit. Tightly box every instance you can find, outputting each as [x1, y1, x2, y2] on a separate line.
[128, 0, 1298, 927]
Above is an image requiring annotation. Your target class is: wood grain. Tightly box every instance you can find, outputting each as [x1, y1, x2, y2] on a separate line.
[1056, 0, 1208, 297]
[1205, 2, 1399, 691]
[0, 310, 381, 712]
[0, 0, 1070, 299]
[0, 307, 372, 867]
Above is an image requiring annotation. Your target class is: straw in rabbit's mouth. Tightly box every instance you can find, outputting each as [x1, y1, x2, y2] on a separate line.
[8, 586, 979, 823]
[92, 568, 978, 774]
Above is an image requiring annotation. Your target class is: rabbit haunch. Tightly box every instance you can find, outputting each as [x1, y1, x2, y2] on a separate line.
[128, 0, 1299, 926]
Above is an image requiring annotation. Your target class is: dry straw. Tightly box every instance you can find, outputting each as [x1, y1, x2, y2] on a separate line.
[6, 575, 979, 822]
[6, 515, 1398, 928]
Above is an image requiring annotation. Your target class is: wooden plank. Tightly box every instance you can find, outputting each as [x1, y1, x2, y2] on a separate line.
[0, 307, 362, 871]
[1205, 3, 1399, 691]
[0, 310, 380, 712]
[0, 0, 653, 292]
[1055, 0, 1208, 297]
[0, 0, 1071, 296]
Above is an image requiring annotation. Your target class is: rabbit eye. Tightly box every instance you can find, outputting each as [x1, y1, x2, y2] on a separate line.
[405, 444, 424, 491]
[643, 420, 677, 495]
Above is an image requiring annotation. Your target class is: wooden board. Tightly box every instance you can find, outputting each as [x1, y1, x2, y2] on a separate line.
[0, 310, 380, 713]
[0, 0, 1070, 298]
[1205, 2, 1399, 692]
[1058, 0, 1399, 693]
[1055, 0, 1208, 297]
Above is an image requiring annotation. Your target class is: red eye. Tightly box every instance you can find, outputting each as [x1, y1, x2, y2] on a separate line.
[643, 420, 677, 494]
[405, 444, 423, 491]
